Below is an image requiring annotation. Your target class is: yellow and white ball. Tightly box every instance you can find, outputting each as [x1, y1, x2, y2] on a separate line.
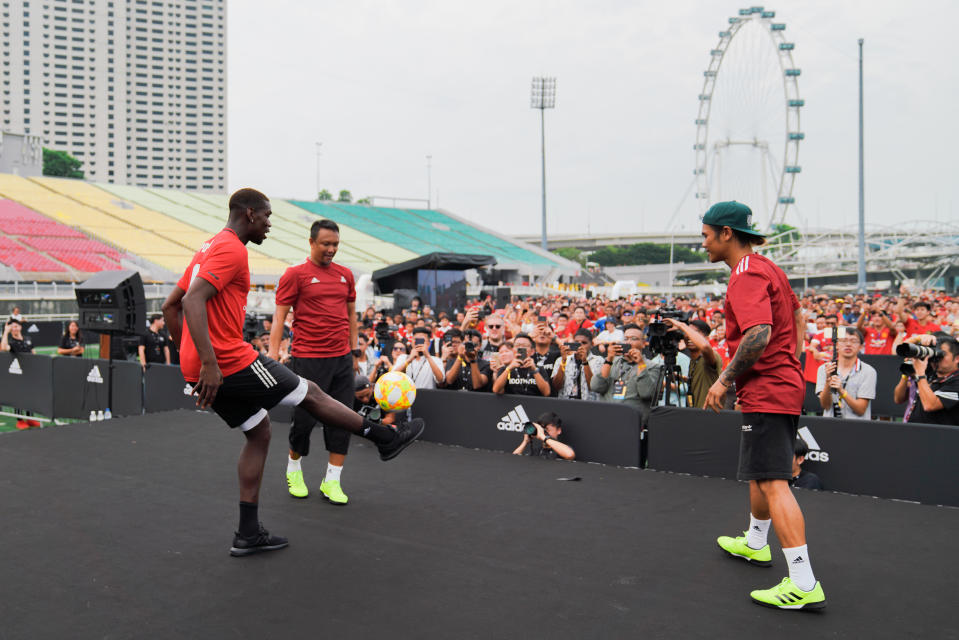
[374, 371, 417, 411]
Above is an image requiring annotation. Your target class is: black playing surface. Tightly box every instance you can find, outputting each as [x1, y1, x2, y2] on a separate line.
[0, 410, 954, 639]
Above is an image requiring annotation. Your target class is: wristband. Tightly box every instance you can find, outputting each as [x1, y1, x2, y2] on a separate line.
[917, 375, 927, 381]
[840, 390, 848, 399]
[718, 378, 730, 388]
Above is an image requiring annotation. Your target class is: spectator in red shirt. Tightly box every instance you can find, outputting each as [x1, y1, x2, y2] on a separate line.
[897, 300, 941, 338]
[856, 306, 897, 355]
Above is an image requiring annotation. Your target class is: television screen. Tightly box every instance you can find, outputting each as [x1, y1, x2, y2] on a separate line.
[417, 269, 466, 315]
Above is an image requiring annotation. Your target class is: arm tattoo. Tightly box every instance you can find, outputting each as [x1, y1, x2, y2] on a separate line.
[720, 324, 771, 386]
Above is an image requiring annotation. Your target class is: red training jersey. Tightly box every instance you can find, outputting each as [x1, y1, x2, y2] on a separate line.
[724, 253, 804, 414]
[275, 259, 356, 358]
[177, 229, 258, 382]
[863, 326, 896, 355]
[904, 317, 940, 339]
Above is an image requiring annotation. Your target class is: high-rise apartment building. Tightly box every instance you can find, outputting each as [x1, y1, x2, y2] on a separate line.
[1, 0, 226, 191]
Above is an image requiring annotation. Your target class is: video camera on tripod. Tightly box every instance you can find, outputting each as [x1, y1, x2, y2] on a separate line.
[647, 306, 691, 407]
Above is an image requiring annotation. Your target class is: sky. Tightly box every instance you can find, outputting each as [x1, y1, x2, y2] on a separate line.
[227, 0, 959, 238]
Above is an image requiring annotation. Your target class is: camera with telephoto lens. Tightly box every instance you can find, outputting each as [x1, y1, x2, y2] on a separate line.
[896, 343, 944, 361]
[523, 423, 538, 436]
[464, 341, 475, 354]
[646, 306, 690, 357]
[374, 320, 392, 340]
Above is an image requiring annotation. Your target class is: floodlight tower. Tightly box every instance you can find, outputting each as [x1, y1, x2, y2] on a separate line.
[531, 77, 556, 252]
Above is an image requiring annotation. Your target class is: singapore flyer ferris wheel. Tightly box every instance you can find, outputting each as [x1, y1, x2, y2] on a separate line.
[694, 6, 803, 231]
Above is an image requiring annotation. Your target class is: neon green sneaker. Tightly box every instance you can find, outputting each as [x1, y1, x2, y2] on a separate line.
[319, 480, 348, 505]
[286, 470, 308, 498]
[750, 577, 826, 610]
[717, 532, 772, 567]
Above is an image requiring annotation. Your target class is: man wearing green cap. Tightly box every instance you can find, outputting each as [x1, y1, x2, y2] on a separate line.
[700, 201, 826, 610]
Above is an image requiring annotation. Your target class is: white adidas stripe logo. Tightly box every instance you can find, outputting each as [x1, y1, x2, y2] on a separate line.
[311, 277, 321, 284]
[496, 404, 531, 432]
[734, 255, 751, 275]
[8, 358, 22, 375]
[87, 365, 104, 384]
[251, 360, 278, 388]
[340, 276, 347, 283]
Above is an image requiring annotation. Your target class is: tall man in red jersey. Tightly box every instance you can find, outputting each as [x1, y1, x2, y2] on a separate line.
[701, 202, 826, 610]
[269, 219, 357, 505]
[162, 189, 423, 557]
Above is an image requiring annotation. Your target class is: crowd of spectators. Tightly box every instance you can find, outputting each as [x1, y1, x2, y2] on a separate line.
[246, 285, 958, 427]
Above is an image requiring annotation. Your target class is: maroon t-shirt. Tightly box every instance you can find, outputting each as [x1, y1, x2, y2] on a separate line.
[725, 253, 804, 414]
[275, 260, 356, 358]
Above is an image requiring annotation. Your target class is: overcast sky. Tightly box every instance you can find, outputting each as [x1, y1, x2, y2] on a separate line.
[227, 0, 958, 238]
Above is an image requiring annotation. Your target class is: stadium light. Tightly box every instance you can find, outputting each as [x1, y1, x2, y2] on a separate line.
[531, 76, 556, 253]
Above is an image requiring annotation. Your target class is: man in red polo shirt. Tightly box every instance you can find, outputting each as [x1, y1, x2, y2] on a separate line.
[270, 219, 357, 505]
[702, 201, 826, 610]
[162, 189, 423, 557]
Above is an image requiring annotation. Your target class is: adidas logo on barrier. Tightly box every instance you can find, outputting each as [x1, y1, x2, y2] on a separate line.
[27, 324, 39, 333]
[497, 404, 531, 432]
[8, 358, 22, 375]
[87, 365, 104, 384]
[798, 426, 829, 463]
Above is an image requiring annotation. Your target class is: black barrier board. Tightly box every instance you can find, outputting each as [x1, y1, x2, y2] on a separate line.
[19, 320, 66, 348]
[143, 364, 208, 413]
[52, 357, 143, 419]
[861, 354, 905, 419]
[411, 390, 643, 467]
[0, 352, 54, 416]
[646, 406, 959, 507]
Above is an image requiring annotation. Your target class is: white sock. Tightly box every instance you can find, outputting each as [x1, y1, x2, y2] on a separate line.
[325, 463, 343, 483]
[783, 544, 816, 591]
[746, 514, 771, 550]
[287, 456, 301, 473]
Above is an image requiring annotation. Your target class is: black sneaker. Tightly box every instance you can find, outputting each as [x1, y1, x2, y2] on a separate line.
[377, 417, 425, 461]
[230, 523, 289, 557]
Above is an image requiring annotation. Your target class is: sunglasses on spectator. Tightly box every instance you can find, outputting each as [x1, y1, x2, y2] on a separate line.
[486, 323, 503, 328]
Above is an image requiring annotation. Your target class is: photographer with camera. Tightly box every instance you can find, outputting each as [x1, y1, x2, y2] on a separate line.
[512, 411, 576, 460]
[665, 318, 722, 409]
[815, 328, 876, 419]
[444, 328, 491, 391]
[590, 323, 662, 426]
[895, 335, 959, 425]
[492, 333, 551, 396]
[555, 328, 602, 400]
[392, 327, 446, 389]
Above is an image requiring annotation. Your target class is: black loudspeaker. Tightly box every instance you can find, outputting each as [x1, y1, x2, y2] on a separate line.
[393, 288, 419, 314]
[494, 287, 511, 310]
[76, 270, 146, 335]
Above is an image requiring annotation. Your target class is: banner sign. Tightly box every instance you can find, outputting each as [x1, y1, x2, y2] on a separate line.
[52, 357, 143, 419]
[144, 363, 205, 413]
[0, 352, 54, 416]
[411, 390, 644, 467]
[647, 406, 959, 507]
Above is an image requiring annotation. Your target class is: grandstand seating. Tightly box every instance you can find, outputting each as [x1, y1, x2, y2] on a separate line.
[289, 201, 561, 268]
[0, 197, 121, 275]
[94, 183, 291, 276]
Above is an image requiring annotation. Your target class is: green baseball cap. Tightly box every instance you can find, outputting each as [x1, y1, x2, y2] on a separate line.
[701, 201, 765, 237]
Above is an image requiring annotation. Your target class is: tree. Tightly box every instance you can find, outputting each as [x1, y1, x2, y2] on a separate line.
[337, 189, 353, 203]
[552, 247, 586, 267]
[356, 197, 371, 205]
[588, 243, 707, 267]
[42, 148, 84, 179]
[317, 189, 333, 201]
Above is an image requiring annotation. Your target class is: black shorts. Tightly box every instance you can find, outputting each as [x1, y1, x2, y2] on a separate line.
[210, 355, 308, 431]
[737, 412, 799, 481]
[289, 353, 355, 456]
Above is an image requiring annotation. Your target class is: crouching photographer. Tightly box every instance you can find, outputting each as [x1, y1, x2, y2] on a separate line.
[894, 335, 959, 425]
[512, 411, 576, 460]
